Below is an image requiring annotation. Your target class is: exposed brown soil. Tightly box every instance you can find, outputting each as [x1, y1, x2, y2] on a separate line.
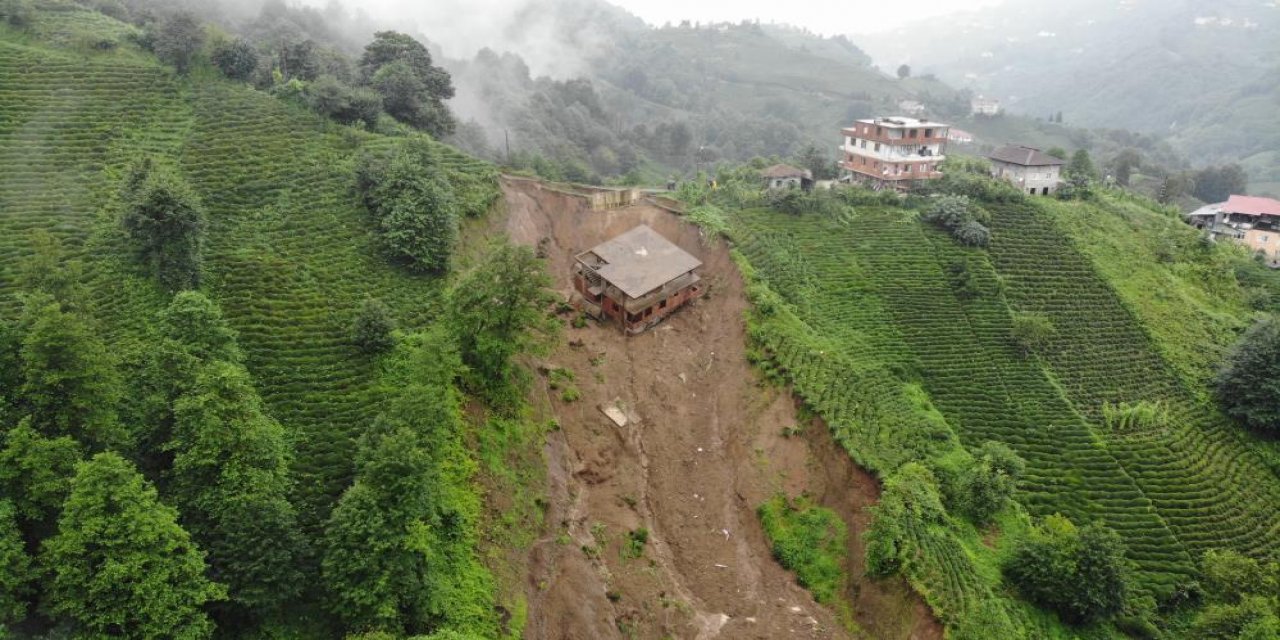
[498, 177, 942, 640]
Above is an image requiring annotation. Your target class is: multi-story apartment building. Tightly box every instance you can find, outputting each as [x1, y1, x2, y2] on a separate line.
[840, 116, 949, 190]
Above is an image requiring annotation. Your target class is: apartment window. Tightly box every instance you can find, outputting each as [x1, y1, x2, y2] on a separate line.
[876, 126, 882, 136]
[1262, 235, 1270, 243]
[925, 128, 933, 138]
[909, 129, 917, 138]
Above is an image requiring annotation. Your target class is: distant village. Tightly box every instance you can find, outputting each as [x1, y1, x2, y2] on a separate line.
[758, 97, 1279, 269]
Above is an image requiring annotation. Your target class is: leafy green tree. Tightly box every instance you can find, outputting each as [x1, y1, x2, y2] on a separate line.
[1004, 515, 1131, 624]
[211, 37, 258, 81]
[122, 164, 205, 292]
[793, 144, 834, 180]
[1215, 316, 1280, 433]
[959, 441, 1024, 525]
[18, 296, 123, 448]
[0, 421, 82, 524]
[1192, 549, 1280, 639]
[450, 242, 558, 397]
[307, 75, 383, 126]
[39, 452, 225, 639]
[157, 291, 242, 366]
[361, 31, 455, 136]
[864, 462, 945, 577]
[1010, 311, 1056, 356]
[1109, 149, 1142, 187]
[1158, 172, 1195, 204]
[1046, 147, 1068, 160]
[322, 428, 437, 633]
[168, 361, 305, 615]
[922, 194, 992, 246]
[154, 11, 206, 74]
[18, 230, 88, 312]
[353, 298, 397, 354]
[357, 141, 459, 273]
[896, 64, 911, 79]
[0, 499, 32, 626]
[1194, 164, 1249, 203]
[1066, 149, 1097, 181]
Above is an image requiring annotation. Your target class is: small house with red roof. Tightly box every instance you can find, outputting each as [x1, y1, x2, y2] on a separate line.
[1186, 194, 1280, 266]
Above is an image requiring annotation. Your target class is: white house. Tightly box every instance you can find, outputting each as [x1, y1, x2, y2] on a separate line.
[971, 95, 1001, 116]
[988, 145, 1064, 195]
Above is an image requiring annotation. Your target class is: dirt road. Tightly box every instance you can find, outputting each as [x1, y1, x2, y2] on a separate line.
[499, 177, 940, 640]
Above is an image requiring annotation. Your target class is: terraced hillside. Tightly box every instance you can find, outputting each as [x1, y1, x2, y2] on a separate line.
[0, 9, 498, 532]
[727, 199, 1280, 633]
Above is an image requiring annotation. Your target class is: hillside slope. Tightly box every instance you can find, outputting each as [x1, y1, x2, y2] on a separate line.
[719, 185, 1280, 636]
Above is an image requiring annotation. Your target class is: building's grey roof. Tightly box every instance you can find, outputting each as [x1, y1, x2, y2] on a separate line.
[579, 225, 702, 299]
[761, 163, 811, 179]
[988, 145, 1066, 166]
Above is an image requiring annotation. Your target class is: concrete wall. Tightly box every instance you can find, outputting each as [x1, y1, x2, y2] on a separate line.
[1244, 228, 1280, 265]
[992, 161, 1061, 195]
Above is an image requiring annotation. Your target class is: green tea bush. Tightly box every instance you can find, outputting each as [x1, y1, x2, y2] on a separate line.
[758, 494, 846, 603]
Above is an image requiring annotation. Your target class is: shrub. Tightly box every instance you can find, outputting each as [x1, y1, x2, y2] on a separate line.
[758, 495, 846, 603]
[1215, 316, 1280, 433]
[352, 298, 396, 354]
[1003, 515, 1132, 625]
[1010, 311, 1055, 356]
[922, 195, 993, 246]
[958, 442, 1024, 525]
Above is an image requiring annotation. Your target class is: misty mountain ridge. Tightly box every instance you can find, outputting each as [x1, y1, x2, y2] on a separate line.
[859, 0, 1280, 195]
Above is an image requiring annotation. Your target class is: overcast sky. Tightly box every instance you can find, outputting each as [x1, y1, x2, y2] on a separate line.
[601, 0, 1007, 35]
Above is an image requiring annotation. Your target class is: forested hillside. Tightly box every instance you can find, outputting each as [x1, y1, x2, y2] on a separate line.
[0, 5, 546, 638]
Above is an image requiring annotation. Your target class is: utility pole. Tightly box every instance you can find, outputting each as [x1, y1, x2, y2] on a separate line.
[504, 129, 511, 165]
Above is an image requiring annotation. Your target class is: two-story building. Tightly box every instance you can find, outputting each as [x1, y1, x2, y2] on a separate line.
[971, 95, 1001, 116]
[840, 116, 949, 190]
[1186, 195, 1280, 267]
[988, 145, 1065, 195]
[572, 225, 706, 334]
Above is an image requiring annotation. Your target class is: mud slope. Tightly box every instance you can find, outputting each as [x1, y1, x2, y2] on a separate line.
[501, 177, 940, 640]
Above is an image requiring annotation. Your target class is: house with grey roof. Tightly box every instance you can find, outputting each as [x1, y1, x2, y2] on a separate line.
[988, 145, 1066, 195]
[761, 164, 813, 190]
[572, 225, 705, 334]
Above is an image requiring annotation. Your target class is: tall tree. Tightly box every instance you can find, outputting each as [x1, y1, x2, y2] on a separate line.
[896, 64, 911, 79]
[122, 164, 205, 292]
[0, 421, 82, 525]
[357, 140, 459, 273]
[211, 37, 258, 81]
[1215, 316, 1280, 433]
[168, 360, 305, 615]
[17, 230, 88, 312]
[18, 296, 123, 448]
[39, 452, 224, 639]
[1066, 149, 1097, 181]
[0, 499, 32, 627]
[1193, 164, 1249, 203]
[360, 31, 455, 137]
[449, 242, 558, 397]
[154, 11, 206, 74]
[322, 428, 438, 634]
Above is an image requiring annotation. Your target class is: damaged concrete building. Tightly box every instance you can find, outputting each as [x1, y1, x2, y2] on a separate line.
[572, 225, 704, 334]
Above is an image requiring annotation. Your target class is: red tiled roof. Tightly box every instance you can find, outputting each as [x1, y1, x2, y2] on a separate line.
[1223, 195, 1280, 217]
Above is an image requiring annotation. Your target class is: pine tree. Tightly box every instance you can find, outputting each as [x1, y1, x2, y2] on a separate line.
[39, 452, 225, 639]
